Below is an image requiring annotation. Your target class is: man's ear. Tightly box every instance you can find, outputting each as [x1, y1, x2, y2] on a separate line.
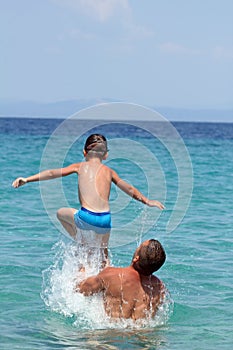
[103, 152, 108, 160]
[133, 255, 139, 263]
[83, 149, 87, 157]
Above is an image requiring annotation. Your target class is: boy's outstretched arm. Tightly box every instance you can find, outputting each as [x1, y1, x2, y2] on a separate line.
[12, 164, 80, 188]
[111, 170, 165, 210]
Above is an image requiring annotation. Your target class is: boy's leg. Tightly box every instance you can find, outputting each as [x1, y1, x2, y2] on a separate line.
[57, 207, 77, 239]
[99, 231, 110, 269]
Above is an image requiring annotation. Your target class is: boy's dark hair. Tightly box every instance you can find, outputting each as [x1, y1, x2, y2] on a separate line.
[137, 239, 166, 275]
[84, 134, 108, 156]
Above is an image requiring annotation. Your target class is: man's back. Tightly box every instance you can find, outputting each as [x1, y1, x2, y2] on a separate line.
[100, 266, 164, 320]
[77, 239, 166, 320]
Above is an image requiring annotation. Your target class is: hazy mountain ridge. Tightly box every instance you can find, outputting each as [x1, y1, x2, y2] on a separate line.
[0, 99, 232, 122]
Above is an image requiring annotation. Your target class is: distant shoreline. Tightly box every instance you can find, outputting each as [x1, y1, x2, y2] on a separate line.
[0, 115, 232, 124]
[0, 99, 232, 123]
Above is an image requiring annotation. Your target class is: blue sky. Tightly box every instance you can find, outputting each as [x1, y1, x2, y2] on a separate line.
[1, 0, 233, 112]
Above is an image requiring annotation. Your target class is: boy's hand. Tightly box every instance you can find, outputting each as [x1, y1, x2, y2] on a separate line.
[147, 200, 165, 210]
[12, 177, 27, 188]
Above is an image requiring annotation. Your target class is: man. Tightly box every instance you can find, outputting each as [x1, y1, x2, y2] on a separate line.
[75, 239, 166, 320]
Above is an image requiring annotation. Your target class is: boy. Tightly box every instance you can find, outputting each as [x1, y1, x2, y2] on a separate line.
[12, 134, 164, 267]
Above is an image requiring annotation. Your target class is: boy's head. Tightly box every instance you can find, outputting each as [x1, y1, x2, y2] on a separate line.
[132, 239, 166, 275]
[84, 134, 108, 159]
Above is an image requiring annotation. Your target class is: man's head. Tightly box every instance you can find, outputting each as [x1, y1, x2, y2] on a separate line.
[132, 239, 166, 276]
[84, 134, 108, 159]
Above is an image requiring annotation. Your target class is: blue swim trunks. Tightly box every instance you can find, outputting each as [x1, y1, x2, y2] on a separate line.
[74, 207, 111, 234]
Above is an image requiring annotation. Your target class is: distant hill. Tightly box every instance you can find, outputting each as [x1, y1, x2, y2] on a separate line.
[0, 98, 232, 122]
[0, 98, 115, 118]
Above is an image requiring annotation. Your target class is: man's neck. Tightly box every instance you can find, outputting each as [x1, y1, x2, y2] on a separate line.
[131, 262, 152, 277]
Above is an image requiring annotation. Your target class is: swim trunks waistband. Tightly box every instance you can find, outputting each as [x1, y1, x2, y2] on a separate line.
[74, 207, 111, 234]
[80, 207, 110, 216]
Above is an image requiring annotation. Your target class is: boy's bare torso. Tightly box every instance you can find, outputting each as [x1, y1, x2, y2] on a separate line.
[77, 159, 113, 212]
[71, 159, 114, 249]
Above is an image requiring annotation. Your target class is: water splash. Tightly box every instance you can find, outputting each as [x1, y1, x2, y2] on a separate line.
[41, 239, 173, 329]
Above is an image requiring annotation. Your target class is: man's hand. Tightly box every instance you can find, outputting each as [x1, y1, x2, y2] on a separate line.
[147, 200, 165, 210]
[12, 177, 27, 188]
[75, 274, 105, 295]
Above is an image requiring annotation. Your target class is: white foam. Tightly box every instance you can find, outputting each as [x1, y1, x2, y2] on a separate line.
[41, 240, 173, 329]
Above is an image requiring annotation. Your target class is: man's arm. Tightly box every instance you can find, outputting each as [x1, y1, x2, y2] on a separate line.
[12, 163, 80, 188]
[76, 275, 104, 296]
[111, 170, 165, 210]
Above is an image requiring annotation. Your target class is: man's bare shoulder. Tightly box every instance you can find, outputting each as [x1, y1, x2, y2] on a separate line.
[99, 266, 120, 276]
[99, 266, 138, 280]
[140, 274, 164, 295]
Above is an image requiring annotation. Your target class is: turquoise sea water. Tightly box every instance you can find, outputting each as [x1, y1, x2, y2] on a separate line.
[1, 117, 233, 349]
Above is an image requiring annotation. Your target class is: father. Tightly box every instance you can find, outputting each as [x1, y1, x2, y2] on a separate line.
[75, 239, 166, 320]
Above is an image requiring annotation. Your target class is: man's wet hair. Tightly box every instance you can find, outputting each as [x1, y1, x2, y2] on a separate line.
[84, 134, 108, 156]
[137, 239, 166, 275]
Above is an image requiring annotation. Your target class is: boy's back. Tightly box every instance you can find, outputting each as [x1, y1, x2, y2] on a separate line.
[78, 160, 112, 212]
